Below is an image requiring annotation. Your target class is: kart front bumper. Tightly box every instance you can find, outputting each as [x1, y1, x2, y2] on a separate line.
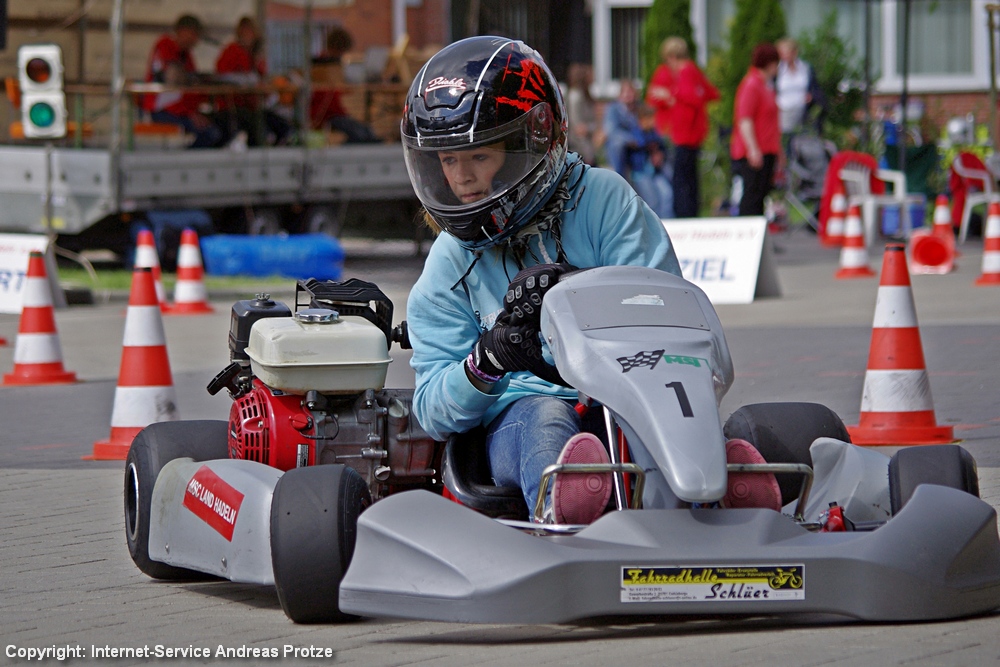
[339, 484, 1000, 623]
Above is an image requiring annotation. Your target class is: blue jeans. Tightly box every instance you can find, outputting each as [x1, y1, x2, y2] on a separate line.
[485, 395, 581, 509]
[151, 110, 226, 149]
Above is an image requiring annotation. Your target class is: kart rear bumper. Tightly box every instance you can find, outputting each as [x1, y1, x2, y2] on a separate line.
[340, 485, 1000, 623]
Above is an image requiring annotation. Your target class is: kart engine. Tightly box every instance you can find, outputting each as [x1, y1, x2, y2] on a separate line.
[207, 279, 439, 501]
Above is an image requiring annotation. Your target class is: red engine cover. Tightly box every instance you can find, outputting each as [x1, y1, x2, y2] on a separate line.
[229, 379, 314, 470]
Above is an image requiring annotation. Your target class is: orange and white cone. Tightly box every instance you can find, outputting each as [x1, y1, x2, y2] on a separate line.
[168, 228, 213, 314]
[847, 244, 954, 445]
[823, 183, 847, 247]
[975, 201, 1000, 286]
[88, 266, 179, 460]
[931, 194, 955, 239]
[134, 228, 170, 312]
[3, 251, 77, 385]
[835, 204, 876, 278]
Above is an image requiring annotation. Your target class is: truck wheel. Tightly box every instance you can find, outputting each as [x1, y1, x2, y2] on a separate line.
[724, 402, 850, 506]
[247, 208, 283, 235]
[889, 445, 980, 514]
[306, 205, 343, 238]
[270, 465, 371, 623]
[125, 420, 229, 580]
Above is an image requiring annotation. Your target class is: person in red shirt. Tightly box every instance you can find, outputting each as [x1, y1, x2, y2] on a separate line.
[309, 27, 379, 144]
[144, 14, 226, 148]
[215, 16, 292, 146]
[646, 37, 719, 218]
[731, 43, 783, 216]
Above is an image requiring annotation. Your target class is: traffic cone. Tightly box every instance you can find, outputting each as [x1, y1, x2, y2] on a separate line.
[87, 267, 179, 460]
[168, 228, 213, 314]
[931, 194, 955, 238]
[975, 201, 1000, 286]
[847, 244, 954, 445]
[3, 251, 77, 385]
[909, 229, 955, 274]
[134, 228, 170, 312]
[835, 204, 876, 278]
[823, 183, 847, 246]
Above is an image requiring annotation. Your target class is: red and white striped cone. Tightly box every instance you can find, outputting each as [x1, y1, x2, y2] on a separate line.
[823, 183, 847, 247]
[975, 201, 1000, 286]
[134, 228, 170, 312]
[932, 194, 955, 238]
[3, 251, 77, 385]
[168, 228, 213, 314]
[834, 204, 876, 278]
[847, 244, 954, 445]
[87, 266, 179, 460]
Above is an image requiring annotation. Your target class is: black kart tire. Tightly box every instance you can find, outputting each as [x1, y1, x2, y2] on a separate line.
[125, 420, 229, 580]
[888, 445, 980, 514]
[724, 402, 851, 506]
[270, 464, 371, 624]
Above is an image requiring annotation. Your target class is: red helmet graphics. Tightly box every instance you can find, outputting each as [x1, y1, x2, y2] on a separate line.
[401, 36, 568, 250]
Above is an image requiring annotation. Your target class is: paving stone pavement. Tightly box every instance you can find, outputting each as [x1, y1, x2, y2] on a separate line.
[1, 233, 999, 666]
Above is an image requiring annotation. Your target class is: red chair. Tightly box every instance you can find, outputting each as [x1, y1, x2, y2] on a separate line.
[950, 151, 999, 244]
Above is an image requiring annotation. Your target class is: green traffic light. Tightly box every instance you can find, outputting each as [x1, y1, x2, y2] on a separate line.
[28, 102, 56, 128]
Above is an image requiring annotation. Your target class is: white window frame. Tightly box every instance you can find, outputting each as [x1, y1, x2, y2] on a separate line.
[876, 0, 989, 94]
[591, 0, 651, 98]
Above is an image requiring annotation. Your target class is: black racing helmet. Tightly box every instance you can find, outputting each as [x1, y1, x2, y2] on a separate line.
[401, 36, 568, 250]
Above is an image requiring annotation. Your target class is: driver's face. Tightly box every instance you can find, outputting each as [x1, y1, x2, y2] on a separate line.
[438, 144, 506, 204]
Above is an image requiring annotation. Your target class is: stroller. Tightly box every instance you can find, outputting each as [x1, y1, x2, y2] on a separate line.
[774, 132, 838, 233]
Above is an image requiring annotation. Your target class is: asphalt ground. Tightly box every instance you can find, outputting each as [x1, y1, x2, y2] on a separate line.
[1, 231, 999, 666]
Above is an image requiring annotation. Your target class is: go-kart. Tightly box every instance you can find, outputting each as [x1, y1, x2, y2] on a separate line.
[124, 266, 1000, 624]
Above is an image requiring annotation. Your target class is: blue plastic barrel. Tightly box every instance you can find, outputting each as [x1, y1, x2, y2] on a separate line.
[201, 234, 344, 280]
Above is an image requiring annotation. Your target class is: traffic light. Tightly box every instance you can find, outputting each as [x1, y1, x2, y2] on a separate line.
[17, 44, 66, 139]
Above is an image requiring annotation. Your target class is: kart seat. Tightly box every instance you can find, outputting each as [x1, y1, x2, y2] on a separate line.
[441, 428, 528, 520]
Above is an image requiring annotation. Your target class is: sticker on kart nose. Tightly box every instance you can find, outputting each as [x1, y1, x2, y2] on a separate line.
[620, 565, 805, 603]
[182, 465, 245, 541]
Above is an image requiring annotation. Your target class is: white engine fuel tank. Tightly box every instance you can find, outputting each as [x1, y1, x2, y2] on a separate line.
[244, 308, 391, 394]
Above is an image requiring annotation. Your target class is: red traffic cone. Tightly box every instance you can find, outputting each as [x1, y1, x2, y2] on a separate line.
[975, 201, 1000, 286]
[823, 183, 847, 247]
[835, 204, 876, 278]
[3, 251, 77, 385]
[168, 228, 213, 314]
[909, 230, 955, 275]
[134, 228, 170, 312]
[931, 194, 955, 238]
[847, 244, 954, 445]
[87, 267, 179, 460]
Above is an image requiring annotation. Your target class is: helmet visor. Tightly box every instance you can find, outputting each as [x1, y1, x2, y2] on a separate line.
[402, 103, 555, 220]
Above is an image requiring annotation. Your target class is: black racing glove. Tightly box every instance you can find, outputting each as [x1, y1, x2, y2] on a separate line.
[503, 263, 576, 326]
[470, 312, 567, 386]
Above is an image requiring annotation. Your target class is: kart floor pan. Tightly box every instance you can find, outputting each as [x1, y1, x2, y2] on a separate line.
[339, 485, 1000, 623]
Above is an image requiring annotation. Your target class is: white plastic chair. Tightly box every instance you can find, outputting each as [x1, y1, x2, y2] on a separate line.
[952, 155, 1000, 244]
[839, 163, 925, 247]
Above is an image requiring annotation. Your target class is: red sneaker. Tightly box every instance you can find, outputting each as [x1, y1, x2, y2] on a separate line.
[723, 438, 782, 511]
[551, 433, 613, 524]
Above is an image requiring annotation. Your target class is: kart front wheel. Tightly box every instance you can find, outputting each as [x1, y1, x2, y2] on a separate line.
[270, 464, 371, 623]
[888, 445, 980, 514]
[723, 402, 851, 506]
[125, 420, 229, 580]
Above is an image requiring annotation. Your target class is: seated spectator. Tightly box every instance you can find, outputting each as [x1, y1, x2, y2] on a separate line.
[628, 104, 674, 219]
[144, 14, 227, 148]
[215, 16, 292, 146]
[602, 80, 643, 177]
[310, 27, 380, 144]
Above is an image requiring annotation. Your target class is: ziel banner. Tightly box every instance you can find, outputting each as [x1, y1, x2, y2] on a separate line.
[0, 233, 54, 314]
[662, 217, 781, 304]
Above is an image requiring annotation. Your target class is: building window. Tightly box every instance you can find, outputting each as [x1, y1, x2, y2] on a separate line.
[610, 6, 647, 80]
[897, 0, 972, 75]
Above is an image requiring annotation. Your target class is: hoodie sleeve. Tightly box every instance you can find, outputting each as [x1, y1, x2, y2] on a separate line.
[406, 245, 510, 442]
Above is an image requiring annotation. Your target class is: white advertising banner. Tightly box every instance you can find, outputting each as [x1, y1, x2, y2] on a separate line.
[0, 234, 52, 314]
[662, 217, 781, 304]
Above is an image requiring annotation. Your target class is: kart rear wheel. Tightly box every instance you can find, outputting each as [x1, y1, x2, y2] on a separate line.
[888, 445, 980, 514]
[270, 464, 371, 623]
[723, 402, 851, 506]
[125, 420, 229, 580]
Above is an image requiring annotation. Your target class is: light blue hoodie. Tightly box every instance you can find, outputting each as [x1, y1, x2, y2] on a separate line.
[407, 160, 682, 441]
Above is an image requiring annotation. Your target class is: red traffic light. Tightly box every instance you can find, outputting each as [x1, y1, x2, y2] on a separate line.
[25, 58, 52, 84]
